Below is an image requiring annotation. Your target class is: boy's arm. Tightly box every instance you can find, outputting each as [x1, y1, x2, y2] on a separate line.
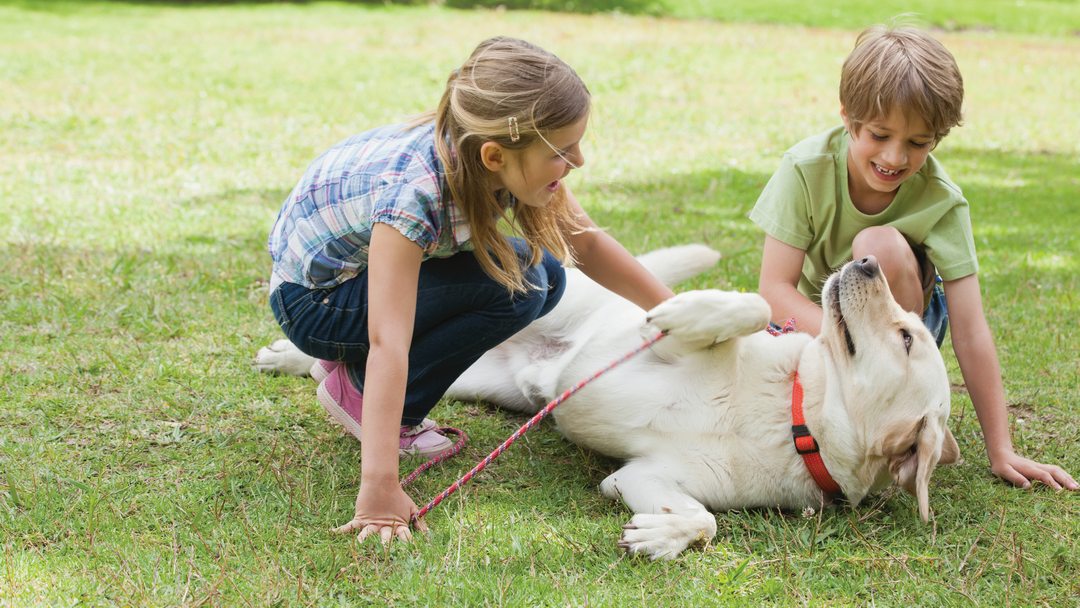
[758, 235, 824, 335]
[944, 275, 1077, 490]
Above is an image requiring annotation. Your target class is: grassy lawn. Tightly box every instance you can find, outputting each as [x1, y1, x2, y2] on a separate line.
[1, 1, 1078, 606]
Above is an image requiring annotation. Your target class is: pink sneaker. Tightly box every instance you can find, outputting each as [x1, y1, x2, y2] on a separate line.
[316, 366, 363, 440]
[310, 359, 341, 383]
[399, 420, 455, 458]
[316, 366, 454, 457]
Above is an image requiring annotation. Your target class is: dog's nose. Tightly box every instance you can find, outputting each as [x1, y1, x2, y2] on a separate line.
[855, 256, 879, 277]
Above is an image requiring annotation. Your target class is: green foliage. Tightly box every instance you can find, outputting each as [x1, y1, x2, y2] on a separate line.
[1, 1, 1077, 606]
[450, 0, 1080, 36]
[443, 0, 667, 15]
[11, 0, 1080, 35]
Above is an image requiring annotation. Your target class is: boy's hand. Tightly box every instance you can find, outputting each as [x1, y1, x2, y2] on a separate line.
[990, 450, 1078, 491]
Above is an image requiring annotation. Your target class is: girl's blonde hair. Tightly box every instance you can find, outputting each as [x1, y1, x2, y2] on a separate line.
[840, 23, 964, 143]
[424, 36, 590, 293]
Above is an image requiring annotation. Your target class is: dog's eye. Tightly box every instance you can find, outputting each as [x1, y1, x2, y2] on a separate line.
[901, 328, 913, 353]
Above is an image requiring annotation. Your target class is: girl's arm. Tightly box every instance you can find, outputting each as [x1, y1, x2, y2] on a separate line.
[945, 274, 1077, 490]
[333, 223, 430, 544]
[560, 186, 673, 310]
[758, 235, 824, 335]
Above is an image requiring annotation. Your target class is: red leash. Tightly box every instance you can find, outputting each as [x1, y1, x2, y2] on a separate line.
[401, 317, 841, 525]
[399, 427, 468, 488]
[406, 331, 667, 523]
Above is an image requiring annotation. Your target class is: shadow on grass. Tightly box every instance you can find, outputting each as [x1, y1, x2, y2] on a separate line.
[581, 145, 1080, 294]
[2, 146, 1077, 344]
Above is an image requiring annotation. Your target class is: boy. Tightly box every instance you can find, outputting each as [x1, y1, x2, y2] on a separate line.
[749, 23, 1076, 491]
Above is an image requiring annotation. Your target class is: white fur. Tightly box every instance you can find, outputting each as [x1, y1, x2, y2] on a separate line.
[254, 338, 318, 378]
[255, 245, 957, 560]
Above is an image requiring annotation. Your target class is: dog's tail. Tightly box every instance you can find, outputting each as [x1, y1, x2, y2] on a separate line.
[636, 244, 721, 287]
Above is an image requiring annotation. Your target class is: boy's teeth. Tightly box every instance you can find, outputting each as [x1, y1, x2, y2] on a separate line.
[875, 163, 899, 175]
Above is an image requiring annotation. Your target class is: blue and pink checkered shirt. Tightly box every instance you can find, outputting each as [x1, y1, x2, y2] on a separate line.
[268, 123, 475, 292]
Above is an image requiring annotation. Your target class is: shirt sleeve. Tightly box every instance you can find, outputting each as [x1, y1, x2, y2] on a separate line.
[923, 198, 979, 281]
[748, 154, 814, 250]
[369, 182, 440, 252]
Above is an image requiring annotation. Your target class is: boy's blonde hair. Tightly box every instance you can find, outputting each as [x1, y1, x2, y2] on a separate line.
[840, 23, 964, 142]
[424, 36, 589, 293]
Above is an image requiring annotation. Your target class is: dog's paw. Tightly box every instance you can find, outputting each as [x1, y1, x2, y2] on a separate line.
[616, 512, 714, 560]
[646, 291, 710, 339]
[253, 339, 317, 377]
[646, 290, 770, 347]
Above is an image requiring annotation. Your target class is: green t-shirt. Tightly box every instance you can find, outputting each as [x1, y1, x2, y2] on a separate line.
[749, 126, 978, 303]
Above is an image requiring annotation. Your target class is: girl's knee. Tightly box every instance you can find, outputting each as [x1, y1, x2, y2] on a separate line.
[537, 252, 566, 317]
[520, 254, 565, 320]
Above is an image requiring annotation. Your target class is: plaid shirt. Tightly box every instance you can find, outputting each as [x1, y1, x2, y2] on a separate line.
[268, 123, 474, 291]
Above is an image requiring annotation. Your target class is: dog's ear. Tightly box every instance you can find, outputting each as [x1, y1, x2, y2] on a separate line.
[880, 416, 949, 522]
[938, 426, 961, 465]
[881, 416, 924, 497]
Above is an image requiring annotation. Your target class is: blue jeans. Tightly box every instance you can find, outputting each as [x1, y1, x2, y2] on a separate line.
[270, 239, 565, 425]
[922, 279, 949, 348]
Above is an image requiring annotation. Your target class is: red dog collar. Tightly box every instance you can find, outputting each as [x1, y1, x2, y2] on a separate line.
[791, 371, 844, 499]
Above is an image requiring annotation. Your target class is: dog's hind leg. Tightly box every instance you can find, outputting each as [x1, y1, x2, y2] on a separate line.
[446, 340, 554, 414]
[600, 459, 718, 560]
[635, 245, 721, 287]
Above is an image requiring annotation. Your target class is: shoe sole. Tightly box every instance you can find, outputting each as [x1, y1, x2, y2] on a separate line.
[400, 437, 456, 459]
[310, 361, 335, 383]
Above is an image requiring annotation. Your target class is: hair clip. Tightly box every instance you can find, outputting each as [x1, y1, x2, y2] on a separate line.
[508, 116, 520, 143]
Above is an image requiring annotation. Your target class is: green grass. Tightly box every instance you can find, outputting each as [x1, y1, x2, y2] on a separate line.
[1, 2, 1078, 606]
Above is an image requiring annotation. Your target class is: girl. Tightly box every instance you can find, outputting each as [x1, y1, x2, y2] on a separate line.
[267, 37, 674, 545]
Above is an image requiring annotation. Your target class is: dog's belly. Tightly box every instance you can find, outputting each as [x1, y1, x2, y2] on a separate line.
[550, 347, 738, 460]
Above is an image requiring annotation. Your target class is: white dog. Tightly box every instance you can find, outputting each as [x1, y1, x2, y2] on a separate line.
[256, 245, 959, 559]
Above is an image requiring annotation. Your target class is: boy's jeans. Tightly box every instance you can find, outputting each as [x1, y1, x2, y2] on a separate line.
[270, 239, 565, 425]
[923, 280, 949, 348]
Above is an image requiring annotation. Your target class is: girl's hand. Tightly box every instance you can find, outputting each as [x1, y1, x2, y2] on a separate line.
[332, 480, 430, 544]
[990, 449, 1078, 491]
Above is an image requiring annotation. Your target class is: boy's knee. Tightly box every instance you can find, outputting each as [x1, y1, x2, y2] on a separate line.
[852, 226, 930, 313]
[852, 227, 918, 276]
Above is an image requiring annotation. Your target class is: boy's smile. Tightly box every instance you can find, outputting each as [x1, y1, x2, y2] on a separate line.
[842, 107, 935, 212]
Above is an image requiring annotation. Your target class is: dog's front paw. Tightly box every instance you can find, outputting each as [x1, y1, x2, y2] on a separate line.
[646, 290, 769, 347]
[616, 511, 714, 560]
[253, 339, 317, 377]
[646, 291, 713, 340]
[646, 290, 738, 345]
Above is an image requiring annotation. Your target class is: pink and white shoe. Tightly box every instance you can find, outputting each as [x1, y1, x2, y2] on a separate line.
[316, 366, 454, 457]
[398, 420, 455, 458]
[316, 365, 364, 440]
[310, 359, 341, 383]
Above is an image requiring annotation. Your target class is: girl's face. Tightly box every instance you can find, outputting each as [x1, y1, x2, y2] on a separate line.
[490, 113, 588, 208]
[843, 106, 935, 208]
